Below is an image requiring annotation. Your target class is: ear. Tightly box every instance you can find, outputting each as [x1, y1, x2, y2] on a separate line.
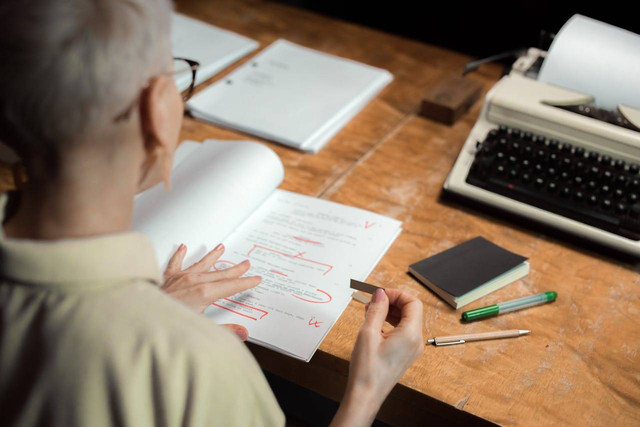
[138, 75, 182, 190]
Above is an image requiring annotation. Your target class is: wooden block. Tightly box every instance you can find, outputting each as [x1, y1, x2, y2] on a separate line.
[420, 75, 483, 125]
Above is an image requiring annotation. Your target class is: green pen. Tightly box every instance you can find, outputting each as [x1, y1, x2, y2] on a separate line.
[462, 291, 557, 321]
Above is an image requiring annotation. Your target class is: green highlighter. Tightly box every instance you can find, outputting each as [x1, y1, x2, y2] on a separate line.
[462, 291, 557, 321]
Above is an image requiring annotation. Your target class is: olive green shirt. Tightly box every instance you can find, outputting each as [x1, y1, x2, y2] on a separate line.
[0, 195, 284, 426]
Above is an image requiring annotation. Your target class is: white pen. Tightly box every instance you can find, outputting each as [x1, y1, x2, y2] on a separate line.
[426, 329, 530, 346]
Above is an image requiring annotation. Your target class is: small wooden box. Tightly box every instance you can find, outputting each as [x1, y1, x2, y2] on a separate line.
[420, 76, 483, 125]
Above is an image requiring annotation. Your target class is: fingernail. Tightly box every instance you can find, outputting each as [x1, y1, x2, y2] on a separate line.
[242, 260, 250, 265]
[179, 243, 185, 250]
[235, 327, 248, 341]
[372, 288, 385, 303]
[214, 243, 223, 251]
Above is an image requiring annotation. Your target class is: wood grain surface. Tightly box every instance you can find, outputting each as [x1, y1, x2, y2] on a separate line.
[1, 0, 638, 425]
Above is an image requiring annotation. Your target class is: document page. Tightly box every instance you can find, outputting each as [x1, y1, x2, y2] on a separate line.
[132, 140, 284, 269]
[205, 190, 402, 361]
[187, 39, 393, 152]
[172, 13, 258, 91]
[539, 14, 640, 110]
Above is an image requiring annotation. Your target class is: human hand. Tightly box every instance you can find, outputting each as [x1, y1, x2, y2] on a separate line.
[331, 288, 424, 427]
[162, 243, 261, 340]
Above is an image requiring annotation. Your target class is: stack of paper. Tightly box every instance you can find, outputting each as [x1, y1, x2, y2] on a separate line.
[187, 39, 393, 152]
[171, 13, 258, 91]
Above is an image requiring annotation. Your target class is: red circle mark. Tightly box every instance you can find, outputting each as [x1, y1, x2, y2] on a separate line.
[213, 260, 236, 271]
[291, 289, 332, 304]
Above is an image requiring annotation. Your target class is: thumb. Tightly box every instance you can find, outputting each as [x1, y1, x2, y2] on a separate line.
[221, 324, 249, 341]
[363, 288, 389, 333]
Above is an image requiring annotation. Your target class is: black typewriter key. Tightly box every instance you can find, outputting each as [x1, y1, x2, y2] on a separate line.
[496, 165, 506, 175]
[602, 170, 613, 181]
[534, 163, 544, 174]
[508, 169, 518, 179]
[547, 182, 557, 193]
[614, 188, 624, 199]
[547, 167, 557, 177]
[511, 142, 520, 152]
[574, 190, 584, 202]
[614, 159, 625, 170]
[574, 147, 585, 157]
[615, 202, 627, 215]
[587, 180, 597, 190]
[601, 199, 612, 210]
[588, 151, 599, 162]
[574, 176, 584, 186]
[524, 132, 533, 141]
[588, 166, 600, 177]
[535, 177, 545, 188]
[561, 171, 571, 181]
[521, 159, 531, 169]
[575, 160, 586, 172]
[631, 204, 640, 219]
[488, 129, 498, 138]
[615, 175, 627, 187]
[629, 193, 638, 203]
[535, 149, 545, 158]
[496, 152, 505, 161]
[499, 125, 508, 133]
[600, 185, 611, 194]
[561, 186, 571, 197]
[523, 146, 533, 157]
[601, 155, 611, 164]
[548, 139, 559, 150]
[631, 178, 640, 189]
[498, 138, 508, 149]
[588, 194, 598, 205]
[630, 164, 640, 175]
[549, 153, 559, 163]
[533, 136, 544, 146]
[522, 173, 532, 184]
[508, 155, 517, 164]
[561, 157, 572, 168]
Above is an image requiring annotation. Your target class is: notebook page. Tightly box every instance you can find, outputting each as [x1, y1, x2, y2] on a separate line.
[187, 39, 392, 150]
[204, 190, 402, 361]
[539, 14, 640, 110]
[132, 140, 284, 269]
[171, 13, 258, 91]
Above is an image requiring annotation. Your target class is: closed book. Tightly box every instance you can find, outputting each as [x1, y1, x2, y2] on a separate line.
[409, 236, 529, 309]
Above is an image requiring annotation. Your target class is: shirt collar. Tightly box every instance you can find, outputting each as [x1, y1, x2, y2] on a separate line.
[0, 193, 163, 288]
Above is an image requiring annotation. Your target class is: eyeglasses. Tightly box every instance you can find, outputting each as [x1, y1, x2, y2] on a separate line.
[113, 56, 200, 122]
[172, 57, 200, 102]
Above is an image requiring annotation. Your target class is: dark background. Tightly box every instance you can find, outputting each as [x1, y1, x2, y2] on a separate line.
[272, 1, 639, 58]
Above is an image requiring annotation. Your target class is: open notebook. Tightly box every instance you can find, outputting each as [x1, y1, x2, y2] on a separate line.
[171, 12, 258, 91]
[187, 40, 393, 153]
[132, 140, 402, 361]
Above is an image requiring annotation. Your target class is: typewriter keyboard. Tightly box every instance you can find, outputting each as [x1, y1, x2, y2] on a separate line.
[466, 125, 640, 240]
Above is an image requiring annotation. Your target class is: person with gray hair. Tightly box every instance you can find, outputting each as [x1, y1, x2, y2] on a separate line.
[0, 1, 424, 426]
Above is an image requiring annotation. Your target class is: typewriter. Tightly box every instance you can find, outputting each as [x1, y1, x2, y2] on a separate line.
[443, 48, 640, 256]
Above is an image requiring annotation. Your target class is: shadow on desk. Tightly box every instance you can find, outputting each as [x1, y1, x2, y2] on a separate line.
[439, 190, 640, 268]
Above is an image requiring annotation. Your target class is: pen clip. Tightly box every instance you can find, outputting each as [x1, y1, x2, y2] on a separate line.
[435, 339, 466, 346]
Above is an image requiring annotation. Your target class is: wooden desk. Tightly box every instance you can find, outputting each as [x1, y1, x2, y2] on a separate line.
[2, 0, 638, 424]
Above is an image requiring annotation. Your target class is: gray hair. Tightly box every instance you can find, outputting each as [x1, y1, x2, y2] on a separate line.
[0, 0, 173, 160]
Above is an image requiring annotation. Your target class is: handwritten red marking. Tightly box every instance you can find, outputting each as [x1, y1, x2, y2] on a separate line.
[212, 260, 236, 271]
[291, 289, 332, 304]
[269, 269, 288, 277]
[293, 236, 323, 245]
[365, 221, 376, 229]
[212, 298, 268, 320]
[308, 317, 323, 328]
[247, 244, 333, 275]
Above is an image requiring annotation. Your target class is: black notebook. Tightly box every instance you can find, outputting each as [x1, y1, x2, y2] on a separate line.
[408, 236, 529, 309]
